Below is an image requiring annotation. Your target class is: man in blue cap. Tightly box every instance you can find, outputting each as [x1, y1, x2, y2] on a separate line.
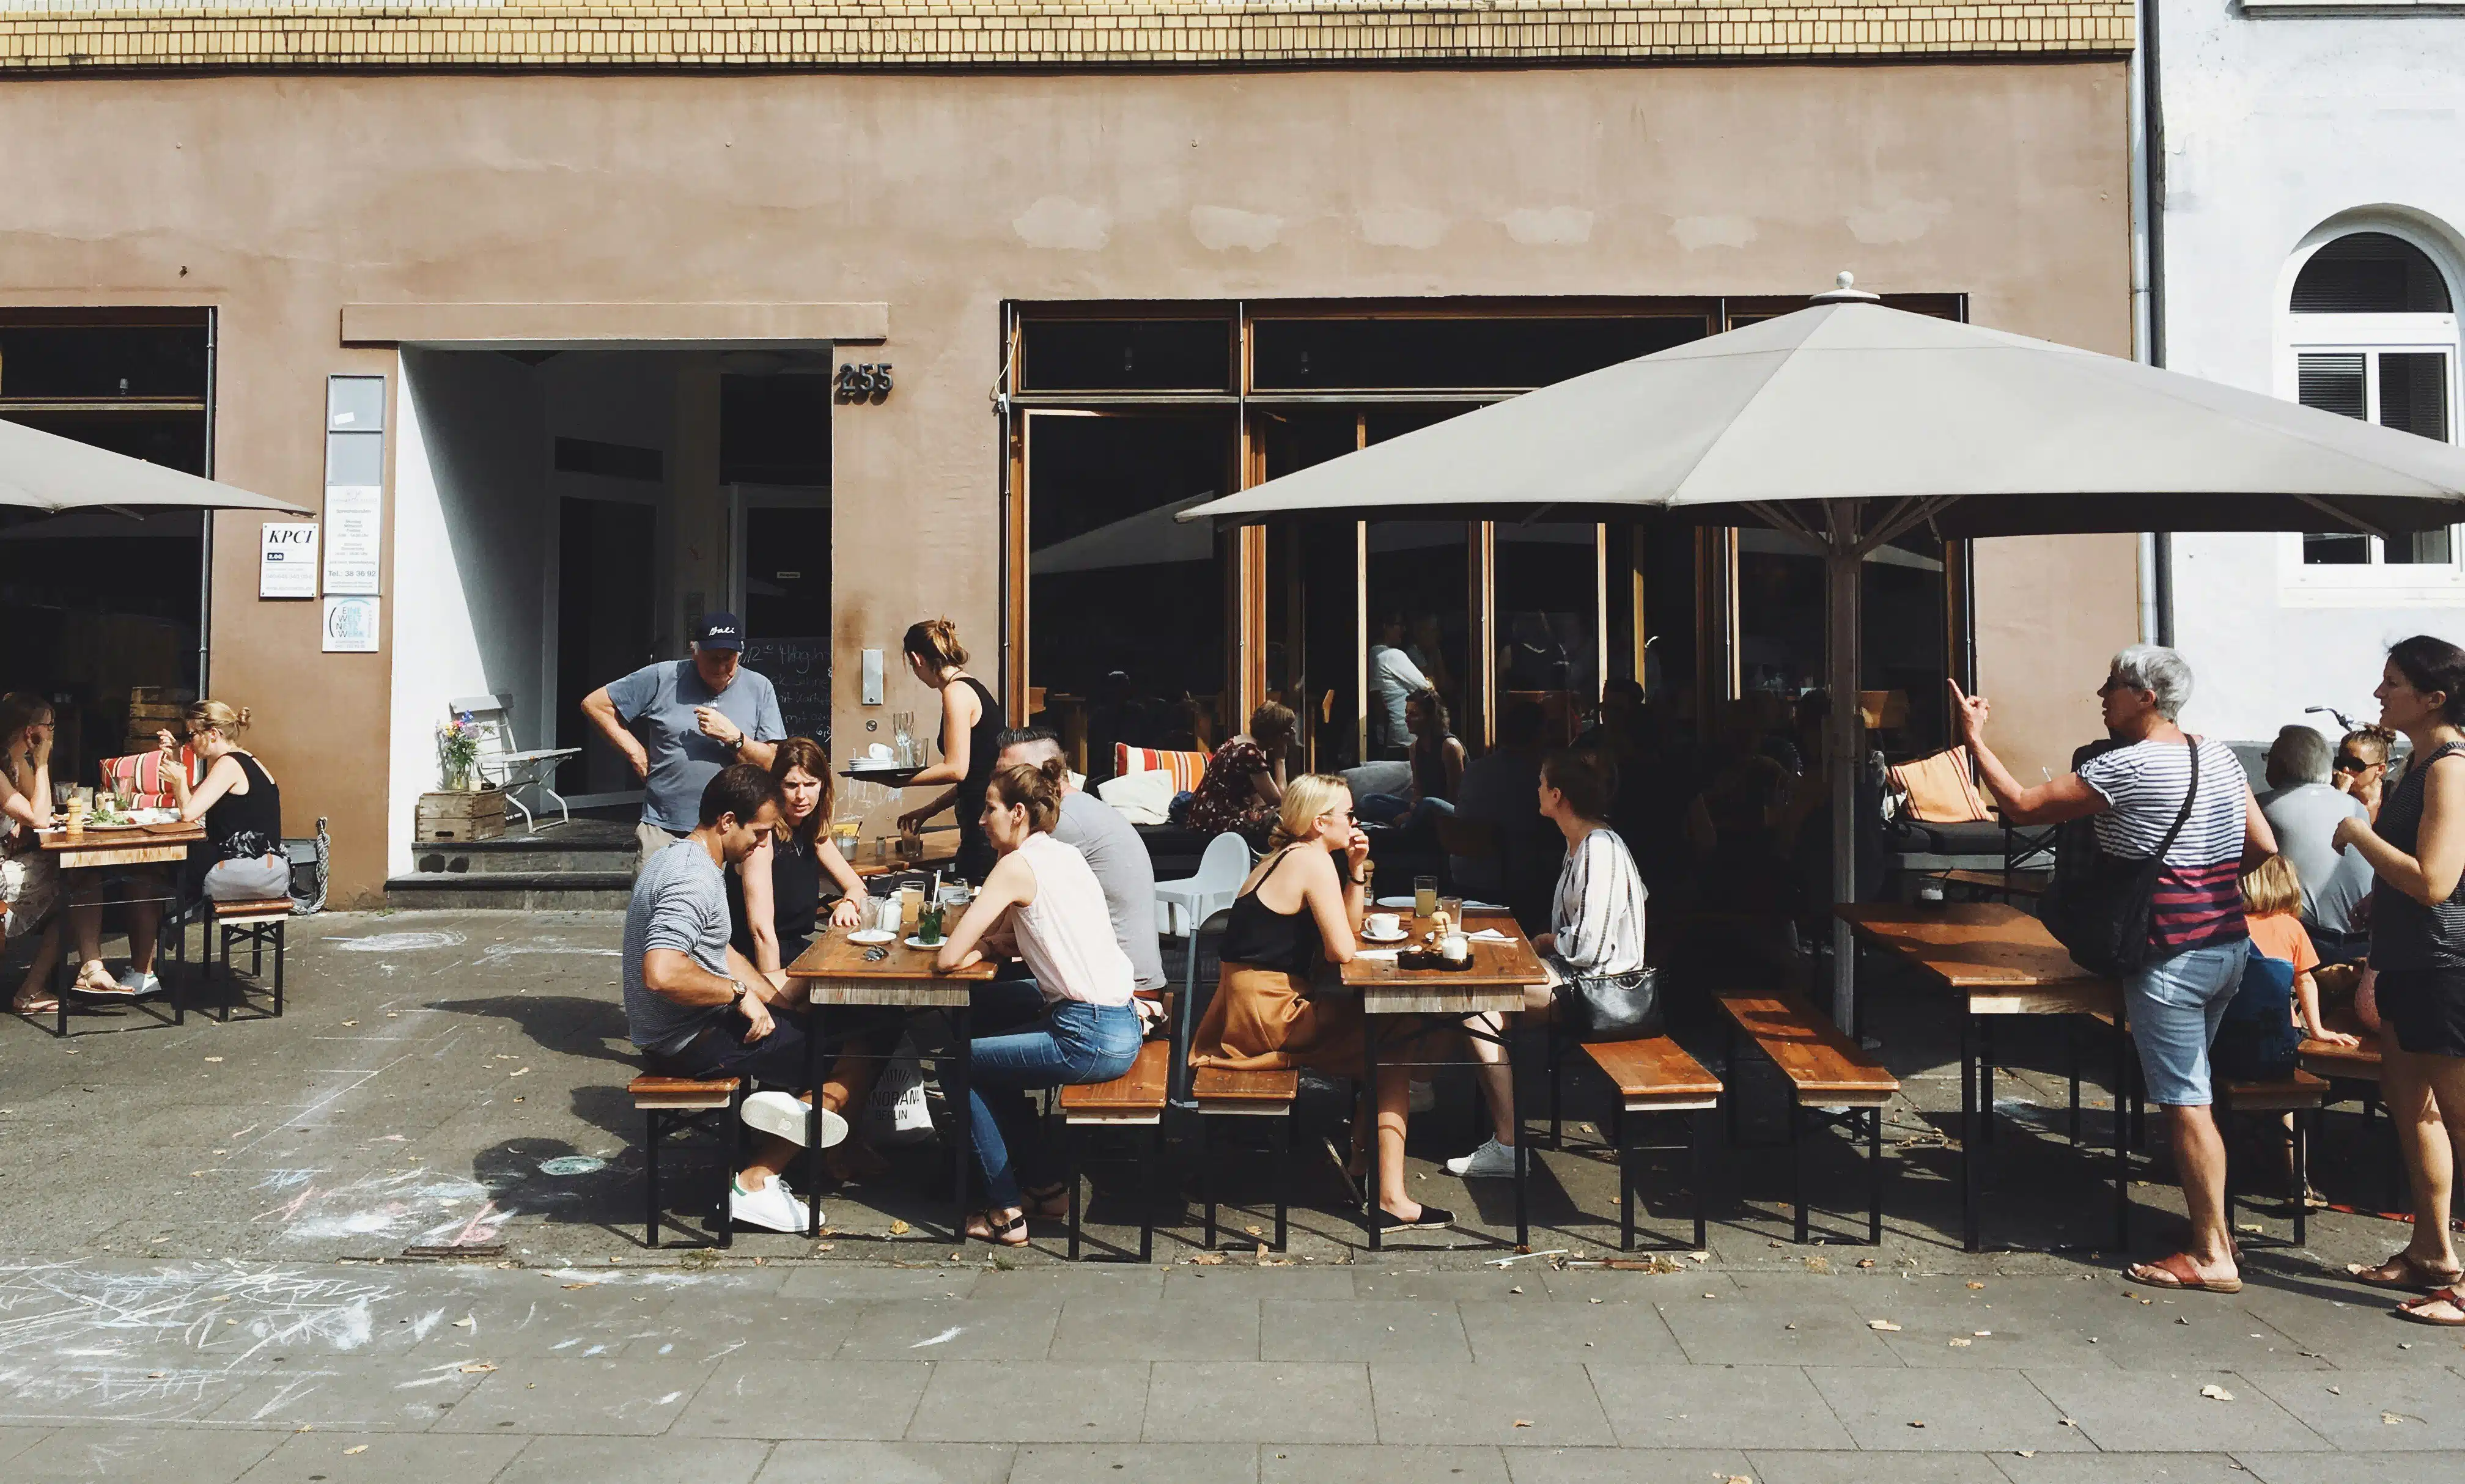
[583, 611, 787, 866]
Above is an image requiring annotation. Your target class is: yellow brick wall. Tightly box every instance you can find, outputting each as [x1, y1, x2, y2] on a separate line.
[0, 2, 2134, 72]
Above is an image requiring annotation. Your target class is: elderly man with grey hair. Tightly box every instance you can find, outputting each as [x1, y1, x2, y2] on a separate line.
[2258, 723, 2375, 960]
[1951, 643, 2275, 1297]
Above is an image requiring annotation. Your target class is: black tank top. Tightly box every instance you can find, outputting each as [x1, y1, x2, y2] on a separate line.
[206, 752, 282, 860]
[946, 675, 1003, 882]
[2370, 740, 2465, 972]
[729, 831, 827, 968]
[1219, 847, 1325, 978]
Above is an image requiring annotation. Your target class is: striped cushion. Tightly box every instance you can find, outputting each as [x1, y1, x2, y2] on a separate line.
[1890, 747, 1991, 824]
[1113, 744, 1208, 793]
[101, 748, 198, 810]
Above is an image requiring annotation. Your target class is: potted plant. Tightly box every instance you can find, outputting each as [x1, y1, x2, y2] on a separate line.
[437, 711, 482, 792]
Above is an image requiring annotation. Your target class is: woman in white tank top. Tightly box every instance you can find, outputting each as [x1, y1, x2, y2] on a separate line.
[934, 760, 1144, 1246]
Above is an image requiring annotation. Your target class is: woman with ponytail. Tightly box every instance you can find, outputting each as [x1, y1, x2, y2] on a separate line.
[896, 619, 1004, 883]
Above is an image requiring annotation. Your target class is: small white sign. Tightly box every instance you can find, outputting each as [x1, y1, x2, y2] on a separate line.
[323, 484, 383, 595]
[259, 522, 319, 599]
[322, 595, 380, 653]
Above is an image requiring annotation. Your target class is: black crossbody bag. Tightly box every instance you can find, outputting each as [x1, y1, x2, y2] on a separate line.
[2043, 738, 2199, 978]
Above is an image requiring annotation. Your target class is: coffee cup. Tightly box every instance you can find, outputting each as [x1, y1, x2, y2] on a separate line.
[1366, 912, 1401, 939]
[1440, 932, 1471, 964]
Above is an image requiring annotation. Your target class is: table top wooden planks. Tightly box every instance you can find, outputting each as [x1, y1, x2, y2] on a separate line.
[1836, 901, 2119, 1016]
[783, 924, 997, 1007]
[1338, 910, 1548, 1015]
[35, 819, 204, 870]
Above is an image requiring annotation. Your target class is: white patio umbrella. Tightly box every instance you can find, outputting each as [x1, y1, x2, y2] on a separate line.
[1179, 286, 2465, 1026]
[1, 414, 309, 514]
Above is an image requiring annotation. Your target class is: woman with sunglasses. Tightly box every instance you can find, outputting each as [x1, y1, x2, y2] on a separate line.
[2334, 727, 2396, 823]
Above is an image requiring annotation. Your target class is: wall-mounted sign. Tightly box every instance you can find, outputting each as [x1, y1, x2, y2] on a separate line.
[321, 485, 382, 595]
[259, 521, 319, 599]
[323, 375, 387, 597]
[834, 362, 893, 403]
[322, 595, 380, 653]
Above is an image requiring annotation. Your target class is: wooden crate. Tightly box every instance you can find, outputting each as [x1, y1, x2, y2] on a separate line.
[416, 788, 507, 842]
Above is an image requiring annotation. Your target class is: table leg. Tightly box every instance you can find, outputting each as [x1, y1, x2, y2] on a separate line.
[1511, 1018, 1528, 1251]
[1960, 1011, 1980, 1253]
[2112, 1008, 2131, 1252]
[1362, 1016, 1382, 1250]
[951, 1004, 974, 1244]
[805, 1006, 824, 1240]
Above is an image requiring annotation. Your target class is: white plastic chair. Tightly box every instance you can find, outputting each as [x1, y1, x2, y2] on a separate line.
[451, 694, 579, 833]
[1154, 831, 1254, 940]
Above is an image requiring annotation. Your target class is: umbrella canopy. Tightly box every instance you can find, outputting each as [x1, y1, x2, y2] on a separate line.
[1179, 299, 2465, 1028]
[1, 414, 309, 515]
[1180, 301, 2465, 541]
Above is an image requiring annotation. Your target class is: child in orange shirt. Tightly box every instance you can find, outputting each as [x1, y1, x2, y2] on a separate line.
[2241, 854, 2360, 1205]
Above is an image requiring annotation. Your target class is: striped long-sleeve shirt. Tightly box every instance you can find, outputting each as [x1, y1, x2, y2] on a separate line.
[1550, 828, 1651, 978]
[2076, 737, 2251, 957]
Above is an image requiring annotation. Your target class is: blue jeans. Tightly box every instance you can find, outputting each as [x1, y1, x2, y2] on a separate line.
[962, 979, 1143, 1207]
[2123, 938, 2248, 1107]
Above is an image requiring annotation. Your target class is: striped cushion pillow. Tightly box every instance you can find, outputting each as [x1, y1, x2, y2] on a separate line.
[1114, 744, 1209, 793]
[101, 747, 198, 810]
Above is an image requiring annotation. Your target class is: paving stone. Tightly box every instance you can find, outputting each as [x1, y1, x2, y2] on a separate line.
[0, 1428, 50, 1465]
[2235, 1450, 2465, 1484]
[1457, 1299, 1685, 1365]
[673, 1359, 932, 1439]
[1745, 1449, 2008, 1483]
[2233, 1285, 2465, 1370]
[205, 1356, 485, 1430]
[1143, 1362, 1374, 1443]
[2021, 1368, 2331, 1453]
[779, 1268, 984, 1301]
[1351, 1270, 1533, 1301]
[1369, 1363, 1614, 1447]
[1993, 1452, 2265, 1482]
[906, 1361, 1149, 1442]
[2242, 1365, 2465, 1449]
[1585, 1364, 1857, 1450]
[837, 1299, 1064, 1360]
[1261, 1300, 1472, 1362]
[1539, 1269, 1736, 1303]
[1013, 1441, 1262, 1484]
[1500, 1445, 1759, 1483]
[432, 1354, 715, 1435]
[498, 1434, 775, 1484]
[1657, 1295, 1902, 1367]
[234, 1431, 531, 1482]
[0, 1359, 271, 1426]
[1162, 1268, 1358, 1302]
[1050, 1295, 1261, 1361]
[1802, 1366, 2095, 1452]
[754, 1441, 1015, 1484]
[971, 1268, 1167, 1304]
[4, 1426, 282, 1484]
[1264, 1442, 1504, 1484]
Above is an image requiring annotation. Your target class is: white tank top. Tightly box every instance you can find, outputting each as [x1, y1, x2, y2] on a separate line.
[1011, 831, 1136, 1007]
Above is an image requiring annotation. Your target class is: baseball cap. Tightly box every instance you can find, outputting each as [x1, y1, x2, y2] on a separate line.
[693, 612, 745, 652]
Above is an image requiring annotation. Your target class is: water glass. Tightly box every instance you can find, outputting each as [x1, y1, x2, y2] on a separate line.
[1439, 895, 1465, 926]
[1413, 875, 1439, 919]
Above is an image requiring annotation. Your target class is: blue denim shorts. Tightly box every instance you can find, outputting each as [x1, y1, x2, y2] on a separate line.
[2123, 938, 2249, 1107]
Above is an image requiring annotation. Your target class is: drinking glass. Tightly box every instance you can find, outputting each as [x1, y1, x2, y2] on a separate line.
[1439, 895, 1465, 927]
[1413, 875, 1439, 919]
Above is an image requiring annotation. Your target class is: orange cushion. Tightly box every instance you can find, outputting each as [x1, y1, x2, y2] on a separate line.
[101, 748, 198, 810]
[1113, 744, 1208, 793]
[1890, 746, 1991, 823]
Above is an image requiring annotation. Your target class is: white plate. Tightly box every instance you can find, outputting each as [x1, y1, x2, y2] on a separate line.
[903, 935, 949, 951]
[845, 929, 895, 945]
[1360, 929, 1410, 944]
[1374, 896, 1420, 910]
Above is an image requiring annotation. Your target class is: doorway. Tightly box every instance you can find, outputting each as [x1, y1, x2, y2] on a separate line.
[732, 493, 833, 747]
[555, 496, 657, 798]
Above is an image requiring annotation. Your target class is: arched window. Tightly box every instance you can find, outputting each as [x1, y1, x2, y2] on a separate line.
[2285, 227, 2462, 573]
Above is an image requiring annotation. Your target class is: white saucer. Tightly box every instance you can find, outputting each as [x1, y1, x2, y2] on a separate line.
[903, 935, 949, 951]
[846, 929, 895, 945]
[1360, 929, 1410, 944]
[1374, 896, 1420, 911]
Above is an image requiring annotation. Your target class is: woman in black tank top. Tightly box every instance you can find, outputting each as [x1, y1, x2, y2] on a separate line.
[2331, 637, 2465, 1313]
[895, 619, 1004, 883]
[1188, 773, 1457, 1233]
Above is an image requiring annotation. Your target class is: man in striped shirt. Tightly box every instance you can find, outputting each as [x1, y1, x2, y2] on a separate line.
[1952, 645, 2274, 1298]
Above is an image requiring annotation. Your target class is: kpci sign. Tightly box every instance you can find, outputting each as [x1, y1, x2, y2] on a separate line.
[260, 521, 320, 599]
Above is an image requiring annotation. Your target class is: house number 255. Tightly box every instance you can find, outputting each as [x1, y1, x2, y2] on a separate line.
[835, 362, 893, 403]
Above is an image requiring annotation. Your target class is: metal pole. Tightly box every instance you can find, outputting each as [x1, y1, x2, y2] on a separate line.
[1825, 535, 1862, 1031]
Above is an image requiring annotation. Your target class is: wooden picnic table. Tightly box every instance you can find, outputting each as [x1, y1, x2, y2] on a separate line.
[783, 924, 1000, 1241]
[29, 820, 208, 1035]
[1837, 901, 2128, 1254]
[1339, 909, 1550, 1251]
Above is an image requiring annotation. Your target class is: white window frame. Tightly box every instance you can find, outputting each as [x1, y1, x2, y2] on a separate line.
[2275, 242, 2465, 606]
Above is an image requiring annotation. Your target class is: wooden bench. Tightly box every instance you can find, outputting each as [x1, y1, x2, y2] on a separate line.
[204, 895, 292, 1020]
[1580, 1036, 1723, 1251]
[1718, 991, 1901, 1244]
[1190, 1063, 1299, 1253]
[1058, 1037, 1172, 1262]
[2219, 1068, 2331, 1246]
[628, 1074, 743, 1249]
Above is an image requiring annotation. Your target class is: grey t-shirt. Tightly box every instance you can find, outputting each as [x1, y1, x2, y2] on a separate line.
[1054, 790, 1166, 992]
[605, 659, 786, 832]
[2259, 781, 2373, 935]
[624, 839, 734, 1055]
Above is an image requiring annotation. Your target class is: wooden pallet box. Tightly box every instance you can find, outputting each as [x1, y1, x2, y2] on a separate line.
[416, 788, 507, 842]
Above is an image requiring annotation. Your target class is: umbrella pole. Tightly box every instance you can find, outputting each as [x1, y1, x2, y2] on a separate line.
[1825, 539, 1863, 1033]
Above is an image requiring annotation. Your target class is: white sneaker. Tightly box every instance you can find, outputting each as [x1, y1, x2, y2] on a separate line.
[742, 1090, 849, 1150]
[115, 968, 163, 997]
[729, 1175, 814, 1233]
[1408, 1079, 1436, 1114]
[1445, 1138, 1520, 1179]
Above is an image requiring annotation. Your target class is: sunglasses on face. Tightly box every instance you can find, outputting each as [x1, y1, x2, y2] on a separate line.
[2335, 755, 2376, 774]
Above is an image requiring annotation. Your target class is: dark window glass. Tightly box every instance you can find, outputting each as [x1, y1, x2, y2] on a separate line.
[1497, 521, 1597, 748]
[2, 408, 208, 475]
[1252, 316, 1708, 391]
[2297, 354, 2367, 422]
[0, 325, 210, 400]
[1258, 411, 1362, 771]
[2379, 352, 2450, 442]
[720, 373, 832, 485]
[554, 436, 663, 482]
[1020, 319, 1232, 392]
[2303, 532, 2371, 565]
[2292, 233, 2453, 314]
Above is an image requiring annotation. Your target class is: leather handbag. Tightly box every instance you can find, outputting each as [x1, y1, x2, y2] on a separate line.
[1555, 965, 1663, 1040]
[2042, 738, 2199, 978]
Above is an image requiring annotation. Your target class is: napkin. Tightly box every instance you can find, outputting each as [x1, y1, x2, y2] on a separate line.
[1466, 928, 1513, 942]
[1353, 948, 1402, 961]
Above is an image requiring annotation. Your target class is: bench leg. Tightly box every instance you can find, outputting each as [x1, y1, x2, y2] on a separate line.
[1959, 1013, 1980, 1253]
[1067, 1123, 1083, 1263]
[1273, 1112, 1291, 1253]
[1791, 1102, 1808, 1245]
[1692, 1107, 1710, 1252]
[2293, 1111, 2309, 1249]
[1617, 1103, 1634, 1253]
[2065, 1016, 2081, 1145]
[1868, 1106, 1885, 1246]
[645, 1110, 663, 1249]
[1138, 1126, 1156, 1265]
[1978, 1020, 1995, 1147]
[273, 920, 286, 1018]
[1200, 1115, 1217, 1253]
[1548, 1025, 1563, 1150]
[720, 1088, 743, 1251]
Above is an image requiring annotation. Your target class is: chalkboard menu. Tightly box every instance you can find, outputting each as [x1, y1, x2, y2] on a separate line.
[745, 637, 831, 752]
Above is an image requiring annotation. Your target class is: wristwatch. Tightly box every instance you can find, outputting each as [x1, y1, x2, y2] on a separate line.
[728, 980, 748, 1011]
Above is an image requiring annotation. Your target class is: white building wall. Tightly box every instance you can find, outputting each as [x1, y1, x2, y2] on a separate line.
[2157, 1, 2465, 743]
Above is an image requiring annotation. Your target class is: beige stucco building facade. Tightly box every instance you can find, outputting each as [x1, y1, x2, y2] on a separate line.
[1, 3, 2143, 905]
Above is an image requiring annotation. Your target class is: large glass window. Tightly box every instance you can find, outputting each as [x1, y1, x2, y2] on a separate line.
[1253, 315, 1706, 392]
[1496, 521, 1597, 746]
